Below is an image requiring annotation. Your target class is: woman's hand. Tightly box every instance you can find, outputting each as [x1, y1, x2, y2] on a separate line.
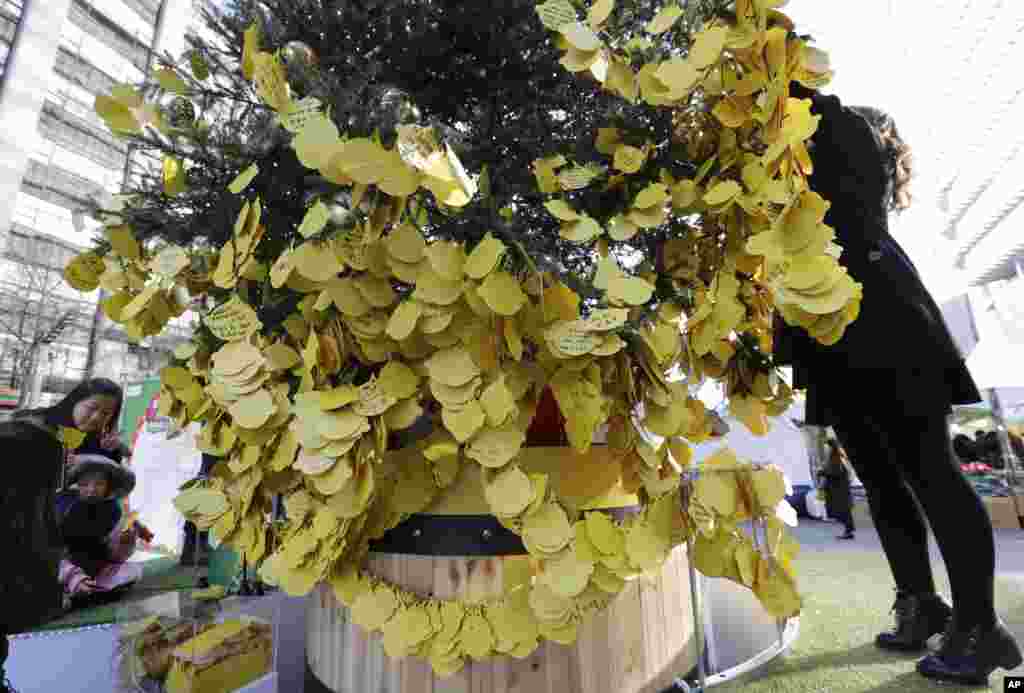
[79, 577, 100, 594]
[100, 429, 123, 452]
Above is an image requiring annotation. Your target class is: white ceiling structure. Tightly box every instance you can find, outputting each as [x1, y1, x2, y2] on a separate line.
[780, 1, 1024, 411]
[786, 0, 1024, 296]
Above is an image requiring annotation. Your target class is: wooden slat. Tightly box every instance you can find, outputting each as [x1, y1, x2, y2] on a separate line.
[309, 545, 695, 693]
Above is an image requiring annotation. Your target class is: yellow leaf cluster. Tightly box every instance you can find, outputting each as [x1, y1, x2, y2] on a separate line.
[64, 1, 854, 666]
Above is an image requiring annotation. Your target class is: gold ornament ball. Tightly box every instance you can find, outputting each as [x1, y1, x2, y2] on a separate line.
[165, 96, 196, 128]
[282, 40, 318, 68]
[327, 196, 356, 227]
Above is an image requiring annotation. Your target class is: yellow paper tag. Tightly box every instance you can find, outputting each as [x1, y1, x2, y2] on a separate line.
[204, 297, 262, 342]
[229, 163, 260, 194]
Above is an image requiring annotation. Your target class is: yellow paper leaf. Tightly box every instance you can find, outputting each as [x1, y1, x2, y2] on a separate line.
[544, 199, 580, 222]
[560, 22, 602, 51]
[467, 424, 525, 468]
[442, 399, 486, 443]
[155, 68, 188, 94]
[94, 95, 140, 134]
[378, 361, 420, 400]
[653, 58, 700, 97]
[64, 253, 105, 292]
[485, 465, 535, 517]
[229, 389, 276, 430]
[536, 0, 578, 30]
[386, 223, 426, 264]
[589, 0, 615, 28]
[560, 217, 603, 243]
[478, 271, 526, 316]
[298, 200, 330, 238]
[278, 96, 322, 133]
[646, 5, 683, 34]
[386, 301, 423, 341]
[689, 25, 729, 68]
[204, 297, 262, 342]
[229, 163, 260, 194]
[163, 157, 187, 196]
[703, 179, 742, 206]
[376, 147, 422, 197]
[613, 145, 646, 174]
[252, 52, 290, 111]
[424, 241, 466, 282]
[523, 502, 573, 554]
[107, 226, 140, 261]
[242, 23, 260, 80]
[384, 397, 424, 430]
[293, 115, 341, 171]
[751, 468, 787, 511]
[607, 275, 655, 306]
[634, 182, 670, 209]
[151, 245, 189, 277]
[465, 234, 507, 279]
[605, 59, 638, 102]
[428, 347, 481, 387]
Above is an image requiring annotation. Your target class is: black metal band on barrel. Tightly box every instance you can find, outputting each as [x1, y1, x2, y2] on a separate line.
[367, 507, 643, 556]
[306, 659, 333, 693]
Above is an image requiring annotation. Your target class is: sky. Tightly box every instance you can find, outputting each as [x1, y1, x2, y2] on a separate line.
[783, 0, 968, 300]
[783, 0, 1024, 400]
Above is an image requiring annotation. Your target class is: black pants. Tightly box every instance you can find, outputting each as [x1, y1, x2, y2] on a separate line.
[181, 455, 218, 561]
[832, 508, 855, 534]
[833, 409, 996, 630]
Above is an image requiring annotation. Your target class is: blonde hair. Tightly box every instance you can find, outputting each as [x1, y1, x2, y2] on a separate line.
[852, 106, 913, 213]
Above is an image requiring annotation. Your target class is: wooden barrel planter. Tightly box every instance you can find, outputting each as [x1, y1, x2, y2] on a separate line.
[306, 431, 698, 692]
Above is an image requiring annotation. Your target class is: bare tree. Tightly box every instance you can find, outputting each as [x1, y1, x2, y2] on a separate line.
[0, 229, 83, 407]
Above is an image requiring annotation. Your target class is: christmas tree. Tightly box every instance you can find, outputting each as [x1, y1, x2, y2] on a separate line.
[65, 0, 855, 674]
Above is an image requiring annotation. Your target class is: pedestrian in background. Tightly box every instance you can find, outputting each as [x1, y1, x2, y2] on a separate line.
[820, 439, 855, 540]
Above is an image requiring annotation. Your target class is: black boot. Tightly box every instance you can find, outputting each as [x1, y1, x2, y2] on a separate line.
[916, 619, 1022, 685]
[876, 592, 952, 652]
[1, 629, 14, 693]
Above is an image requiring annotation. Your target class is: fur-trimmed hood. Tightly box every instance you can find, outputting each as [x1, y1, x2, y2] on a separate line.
[66, 454, 135, 499]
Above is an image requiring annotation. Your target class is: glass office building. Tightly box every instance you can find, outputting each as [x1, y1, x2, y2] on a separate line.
[0, 0, 196, 406]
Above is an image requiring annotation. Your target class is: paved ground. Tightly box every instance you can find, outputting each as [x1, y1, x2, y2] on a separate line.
[710, 512, 1024, 693]
[794, 511, 1024, 581]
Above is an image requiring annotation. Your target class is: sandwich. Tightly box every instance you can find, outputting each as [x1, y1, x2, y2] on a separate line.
[165, 618, 273, 693]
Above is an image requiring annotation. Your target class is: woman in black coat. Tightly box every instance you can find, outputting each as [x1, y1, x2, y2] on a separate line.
[0, 378, 124, 693]
[819, 440, 855, 540]
[776, 84, 1021, 684]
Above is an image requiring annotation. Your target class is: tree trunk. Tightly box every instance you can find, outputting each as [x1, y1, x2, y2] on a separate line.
[15, 346, 37, 408]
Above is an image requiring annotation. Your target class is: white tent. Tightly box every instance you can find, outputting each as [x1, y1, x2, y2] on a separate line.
[945, 288, 1024, 415]
[692, 402, 815, 488]
[129, 422, 204, 555]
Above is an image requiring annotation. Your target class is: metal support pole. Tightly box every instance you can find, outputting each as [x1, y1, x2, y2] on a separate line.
[686, 539, 707, 693]
[990, 389, 1020, 488]
[680, 477, 707, 692]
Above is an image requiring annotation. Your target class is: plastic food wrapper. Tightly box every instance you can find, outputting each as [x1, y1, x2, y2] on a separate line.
[116, 592, 280, 692]
[166, 617, 273, 693]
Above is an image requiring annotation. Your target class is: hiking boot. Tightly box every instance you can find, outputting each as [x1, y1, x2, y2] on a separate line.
[876, 593, 952, 652]
[917, 618, 1022, 685]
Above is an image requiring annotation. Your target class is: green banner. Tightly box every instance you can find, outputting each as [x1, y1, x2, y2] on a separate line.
[120, 378, 163, 444]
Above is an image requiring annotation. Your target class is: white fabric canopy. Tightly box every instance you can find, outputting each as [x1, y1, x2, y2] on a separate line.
[961, 286, 1024, 414]
[692, 405, 815, 488]
[128, 422, 203, 555]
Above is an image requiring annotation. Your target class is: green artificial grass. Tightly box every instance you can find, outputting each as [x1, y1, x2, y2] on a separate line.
[712, 539, 1024, 692]
[29, 557, 203, 633]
